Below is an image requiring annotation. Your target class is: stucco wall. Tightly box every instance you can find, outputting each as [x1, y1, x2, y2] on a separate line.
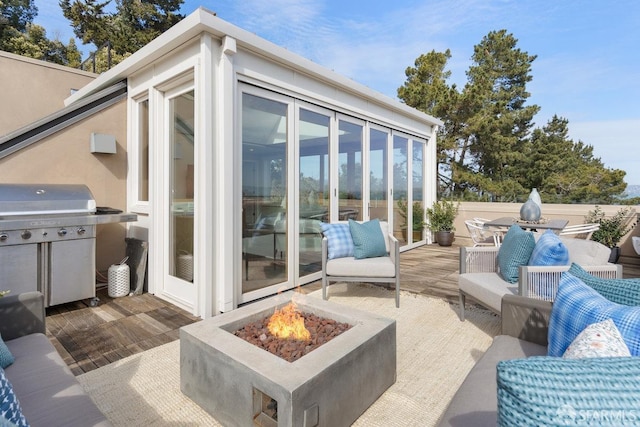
[0, 99, 129, 273]
[0, 51, 97, 136]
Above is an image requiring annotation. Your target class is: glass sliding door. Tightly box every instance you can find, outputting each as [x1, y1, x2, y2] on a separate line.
[164, 88, 196, 305]
[393, 135, 409, 245]
[338, 119, 363, 221]
[412, 140, 425, 242]
[241, 92, 289, 294]
[369, 127, 389, 221]
[298, 108, 330, 277]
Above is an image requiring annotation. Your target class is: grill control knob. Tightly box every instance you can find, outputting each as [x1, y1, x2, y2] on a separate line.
[77, 227, 86, 235]
[58, 228, 67, 237]
[0, 233, 7, 242]
[21, 230, 32, 240]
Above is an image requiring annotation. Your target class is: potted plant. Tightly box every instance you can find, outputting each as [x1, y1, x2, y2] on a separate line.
[397, 198, 426, 241]
[585, 205, 637, 263]
[426, 199, 459, 246]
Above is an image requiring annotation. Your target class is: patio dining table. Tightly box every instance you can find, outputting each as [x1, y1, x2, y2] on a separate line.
[484, 217, 569, 234]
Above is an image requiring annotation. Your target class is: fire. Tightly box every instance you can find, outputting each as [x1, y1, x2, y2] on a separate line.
[268, 301, 311, 341]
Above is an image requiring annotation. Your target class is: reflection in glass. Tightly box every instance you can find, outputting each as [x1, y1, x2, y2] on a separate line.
[169, 91, 195, 282]
[369, 128, 388, 221]
[338, 120, 363, 221]
[299, 109, 329, 277]
[393, 135, 408, 245]
[413, 141, 425, 241]
[242, 93, 288, 293]
[138, 99, 149, 202]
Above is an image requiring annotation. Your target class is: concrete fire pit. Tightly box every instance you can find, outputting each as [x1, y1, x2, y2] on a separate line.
[180, 291, 396, 427]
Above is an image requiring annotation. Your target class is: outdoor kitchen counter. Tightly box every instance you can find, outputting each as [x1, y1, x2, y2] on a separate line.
[94, 212, 138, 225]
[0, 212, 137, 229]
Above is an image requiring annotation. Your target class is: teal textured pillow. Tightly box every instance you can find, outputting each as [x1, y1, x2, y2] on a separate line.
[348, 219, 387, 259]
[497, 225, 536, 283]
[498, 356, 640, 426]
[0, 368, 28, 426]
[528, 230, 570, 266]
[0, 335, 13, 369]
[548, 273, 640, 357]
[568, 263, 640, 306]
[320, 223, 354, 259]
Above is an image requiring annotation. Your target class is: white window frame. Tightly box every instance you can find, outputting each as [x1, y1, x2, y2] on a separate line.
[128, 92, 151, 214]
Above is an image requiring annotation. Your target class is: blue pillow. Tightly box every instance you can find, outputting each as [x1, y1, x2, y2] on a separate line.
[497, 225, 536, 283]
[568, 263, 640, 306]
[348, 219, 387, 259]
[0, 368, 29, 427]
[0, 336, 13, 369]
[497, 356, 640, 426]
[320, 223, 354, 259]
[548, 273, 640, 357]
[528, 230, 569, 266]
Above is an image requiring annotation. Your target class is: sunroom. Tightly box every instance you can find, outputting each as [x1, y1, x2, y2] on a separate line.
[66, 7, 442, 318]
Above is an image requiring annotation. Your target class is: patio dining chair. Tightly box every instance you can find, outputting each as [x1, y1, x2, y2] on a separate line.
[465, 219, 500, 247]
[559, 223, 600, 240]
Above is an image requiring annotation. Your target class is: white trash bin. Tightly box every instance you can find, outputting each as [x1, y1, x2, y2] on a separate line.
[108, 263, 130, 297]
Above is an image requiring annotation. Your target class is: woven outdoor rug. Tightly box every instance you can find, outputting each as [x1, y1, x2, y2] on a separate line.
[77, 283, 499, 426]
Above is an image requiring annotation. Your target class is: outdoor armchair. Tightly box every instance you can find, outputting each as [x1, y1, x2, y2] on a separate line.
[458, 244, 621, 320]
[321, 220, 400, 307]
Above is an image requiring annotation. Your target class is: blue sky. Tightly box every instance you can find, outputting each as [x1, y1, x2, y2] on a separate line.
[34, 0, 640, 185]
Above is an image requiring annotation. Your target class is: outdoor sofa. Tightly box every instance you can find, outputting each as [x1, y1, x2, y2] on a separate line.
[440, 283, 640, 426]
[438, 294, 551, 426]
[458, 229, 621, 319]
[0, 291, 110, 427]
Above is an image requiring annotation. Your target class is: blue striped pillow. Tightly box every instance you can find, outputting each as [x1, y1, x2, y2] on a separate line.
[528, 230, 570, 266]
[548, 273, 640, 357]
[320, 223, 354, 259]
[497, 225, 536, 283]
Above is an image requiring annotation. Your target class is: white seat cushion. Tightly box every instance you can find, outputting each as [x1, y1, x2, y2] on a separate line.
[459, 273, 518, 312]
[326, 256, 395, 278]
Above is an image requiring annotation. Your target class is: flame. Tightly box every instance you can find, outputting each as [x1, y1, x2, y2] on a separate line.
[268, 300, 310, 341]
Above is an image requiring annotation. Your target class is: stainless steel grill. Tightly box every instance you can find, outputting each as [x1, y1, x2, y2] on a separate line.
[0, 184, 136, 307]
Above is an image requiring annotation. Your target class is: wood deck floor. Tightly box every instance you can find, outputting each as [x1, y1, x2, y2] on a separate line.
[46, 242, 640, 375]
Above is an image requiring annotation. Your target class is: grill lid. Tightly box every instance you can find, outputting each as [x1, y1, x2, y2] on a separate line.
[0, 184, 97, 217]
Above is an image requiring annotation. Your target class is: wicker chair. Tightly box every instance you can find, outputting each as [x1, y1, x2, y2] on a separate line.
[465, 219, 500, 247]
[559, 223, 600, 240]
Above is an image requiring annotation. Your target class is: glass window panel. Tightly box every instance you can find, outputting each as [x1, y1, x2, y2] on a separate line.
[338, 120, 363, 221]
[369, 128, 388, 221]
[169, 90, 195, 281]
[299, 109, 329, 277]
[138, 99, 149, 202]
[242, 93, 288, 292]
[393, 135, 408, 245]
[412, 141, 425, 242]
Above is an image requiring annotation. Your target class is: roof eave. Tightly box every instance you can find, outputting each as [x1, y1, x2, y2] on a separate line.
[65, 7, 443, 127]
